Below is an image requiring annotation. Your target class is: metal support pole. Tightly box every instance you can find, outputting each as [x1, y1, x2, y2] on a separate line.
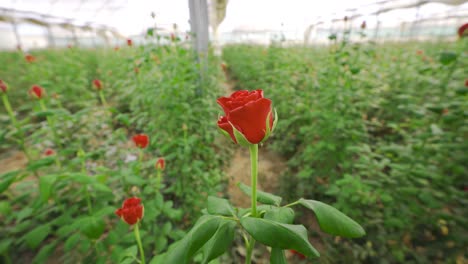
[46, 25, 55, 48]
[188, 0, 210, 94]
[11, 20, 22, 50]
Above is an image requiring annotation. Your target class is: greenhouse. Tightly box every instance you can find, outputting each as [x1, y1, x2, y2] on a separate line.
[0, 0, 467, 263]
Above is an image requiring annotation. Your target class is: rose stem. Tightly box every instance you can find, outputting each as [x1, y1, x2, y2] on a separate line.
[134, 223, 146, 264]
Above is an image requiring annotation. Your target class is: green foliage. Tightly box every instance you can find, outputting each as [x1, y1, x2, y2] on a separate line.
[223, 40, 467, 263]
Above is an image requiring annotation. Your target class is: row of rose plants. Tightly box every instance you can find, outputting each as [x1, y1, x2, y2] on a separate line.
[222, 32, 467, 262]
[0, 36, 231, 263]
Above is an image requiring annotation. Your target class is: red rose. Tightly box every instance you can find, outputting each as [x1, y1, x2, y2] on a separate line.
[217, 90, 275, 145]
[155, 157, 165, 170]
[127, 39, 133, 46]
[44, 148, 55, 156]
[465, 79, 468, 87]
[0, 80, 8, 93]
[115, 197, 144, 225]
[93, 79, 103, 90]
[29, 85, 45, 99]
[133, 134, 149, 148]
[25, 54, 36, 63]
[458, 23, 468, 38]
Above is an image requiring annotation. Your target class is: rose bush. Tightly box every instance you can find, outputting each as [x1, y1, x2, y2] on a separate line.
[217, 90, 275, 145]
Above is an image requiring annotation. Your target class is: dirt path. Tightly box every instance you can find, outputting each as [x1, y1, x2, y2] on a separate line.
[0, 150, 28, 175]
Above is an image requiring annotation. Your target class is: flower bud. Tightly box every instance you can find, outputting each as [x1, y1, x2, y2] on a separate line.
[0, 80, 8, 93]
[155, 157, 165, 170]
[29, 85, 45, 99]
[93, 79, 103, 90]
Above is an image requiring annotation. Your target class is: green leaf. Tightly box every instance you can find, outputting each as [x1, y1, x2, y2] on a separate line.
[240, 217, 319, 258]
[163, 215, 222, 263]
[32, 241, 57, 264]
[298, 199, 365, 238]
[23, 224, 52, 249]
[238, 182, 282, 206]
[119, 245, 138, 262]
[27, 157, 55, 171]
[270, 248, 287, 264]
[439, 51, 457, 65]
[207, 196, 235, 216]
[80, 216, 106, 240]
[64, 233, 81, 252]
[68, 173, 94, 184]
[0, 170, 19, 193]
[0, 239, 12, 254]
[264, 207, 294, 224]
[39, 174, 56, 202]
[201, 220, 236, 264]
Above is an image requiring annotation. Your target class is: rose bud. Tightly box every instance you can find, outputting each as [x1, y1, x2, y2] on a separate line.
[155, 157, 165, 170]
[465, 79, 468, 87]
[29, 85, 45, 99]
[115, 197, 144, 225]
[170, 33, 176, 41]
[127, 39, 133, 46]
[217, 90, 277, 145]
[134, 67, 140, 74]
[0, 80, 8, 93]
[221, 62, 228, 72]
[132, 134, 149, 148]
[25, 54, 36, 63]
[458, 23, 468, 38]
[93, 79, 103, 90]
[44, 148, 55, 156]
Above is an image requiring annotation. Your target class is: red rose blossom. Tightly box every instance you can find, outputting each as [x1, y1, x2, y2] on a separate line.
[44, 148, 55, 156]
[217, 90, 274, 144]
[0, 80, 8, 93]
[93, 79, 103, 90]
[155, 157, 165, 170]
[25, 54, 36, 63]
[115, 197, 144, 225]
[127, 39, 133, 46]
[458, 23, 468, 38]
[133, 134, 149, 148]
[29, 85, 45, 99]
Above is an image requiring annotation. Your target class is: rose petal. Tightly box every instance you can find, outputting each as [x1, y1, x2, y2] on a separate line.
[218, 116, 237, 143]
[228, 98, 272, 144]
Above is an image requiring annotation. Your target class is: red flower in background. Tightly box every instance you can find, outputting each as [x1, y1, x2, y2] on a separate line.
[114, 46, 120, 51]
[134, 67, 140, 74]
[115, 197, 144, 225]
[0, 80, 8, 93]
[25, 54, 36, 63]
[29, 85, 45, 99]
[458, 23, 468, 38]
[170, 33, 176, 41]
[93, 79, 103, 90]
[127, 39, 133, 46]
[465, 79, 468, 87]
[132, 134, 149, 148]
[289, 249, 306, 259]
[155, 157, 165, 170]
[217, 90, 274, 144]
[44, 148, 55, 156]
[221, 62, 228, 73]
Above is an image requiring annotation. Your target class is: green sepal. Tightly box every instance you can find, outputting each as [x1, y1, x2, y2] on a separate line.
[231, 122, 252, 147]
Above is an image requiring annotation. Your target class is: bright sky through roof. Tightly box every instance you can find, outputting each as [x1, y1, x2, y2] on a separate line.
[1, 0, 467, 36]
